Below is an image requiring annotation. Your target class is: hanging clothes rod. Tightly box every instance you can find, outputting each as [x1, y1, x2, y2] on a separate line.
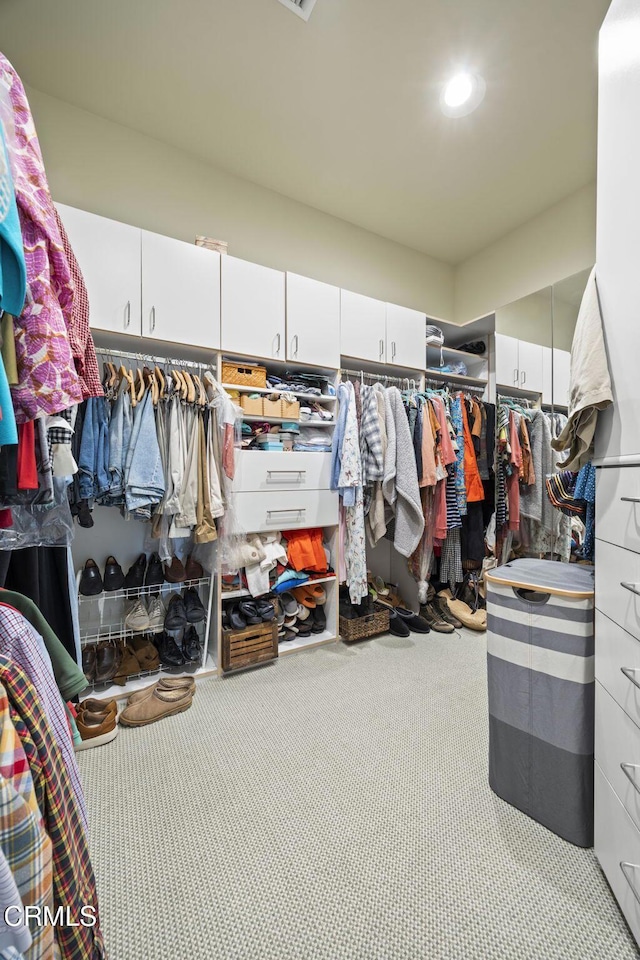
[340, 368, 418, 388]
[426, 377, 486, 394]
[95, 345, 214, 369]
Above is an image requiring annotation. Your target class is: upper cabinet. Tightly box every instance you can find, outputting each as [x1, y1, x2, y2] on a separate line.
[141, 231, 220, 349]
[340, 290, 425, 368]
[56, 203, 141, 336]
[494, 334, 520, 389]
[340, 289, 387, 363]
[221, 256, 285, 359]
[495, 333, 544, 394]
[385, 303, 426, 368]
[285, 273, 340, 369]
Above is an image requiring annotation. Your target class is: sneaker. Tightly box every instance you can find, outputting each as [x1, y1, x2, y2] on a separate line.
[124, 598, 151, 633]
[420, 602, 455, 634]
[104, 556, 125, 592]
[432, 594, 462, 629]
[75, 707, 118, 750]
[164, 594, 188, 631]
[147, 596, 166, 634]
[145, 552, 164, 588]
[184, 587, 207, 624]
[79, 559, 103, 597]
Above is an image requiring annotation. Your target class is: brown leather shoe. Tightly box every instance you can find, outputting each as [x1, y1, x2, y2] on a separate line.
[113, 642, 142, 686]
[94, 641, 123, 684]
[131, 635, 161, 672]
[82, 644, 96, 682]
[75, 709, 118, 750]
[164, 556, 187, 583]
[119, 686, 194, 727]
[127, 676, 196, 705]
[78, 698, 117, 720]
[185, 555, 204, 581]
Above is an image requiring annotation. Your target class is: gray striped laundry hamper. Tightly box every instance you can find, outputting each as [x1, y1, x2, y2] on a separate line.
[485, 559, 595, 847]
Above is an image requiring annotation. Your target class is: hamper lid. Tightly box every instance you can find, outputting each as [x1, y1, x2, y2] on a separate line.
[485, 559, 594, 598]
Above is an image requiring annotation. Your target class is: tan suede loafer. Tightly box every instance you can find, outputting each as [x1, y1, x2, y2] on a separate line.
[126, 676, 196, 705]
[119, 686, 194, 728]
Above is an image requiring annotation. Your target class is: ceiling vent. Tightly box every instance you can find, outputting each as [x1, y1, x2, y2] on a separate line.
[276, 0, 317, 21]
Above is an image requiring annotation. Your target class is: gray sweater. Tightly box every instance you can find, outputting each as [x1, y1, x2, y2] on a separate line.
[382, 388, 425, 558]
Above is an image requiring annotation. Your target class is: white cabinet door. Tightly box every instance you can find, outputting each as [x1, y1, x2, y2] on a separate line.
[553, 348, 571, 409]
[518, 340, 544, 393]
[340, 289, 387, 363]
[221, 256, 285, 359]
[494, 334, 520, 388]
[56, 202, 141, 335]
[141, 231, 220, 349]
[542, 346, 553, 405]
[385, 303, 425, 368]
[286, 273, 340, 368]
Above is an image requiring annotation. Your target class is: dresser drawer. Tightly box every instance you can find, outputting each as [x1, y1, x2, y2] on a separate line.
[595, 762, 640, 945]
[596, 682, 640, 832]
[233, 451, 332, 493]
[596, 465, 640, 554]
[595, 539, 640, 642]
[595, 610, 640, 727]
[226, 489, 338, 534]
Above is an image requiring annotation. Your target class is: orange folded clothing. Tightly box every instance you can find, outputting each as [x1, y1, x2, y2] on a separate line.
[282, 527, 327, 573]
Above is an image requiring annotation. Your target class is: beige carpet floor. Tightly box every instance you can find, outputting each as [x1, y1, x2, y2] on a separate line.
[78, 630, 639, 960]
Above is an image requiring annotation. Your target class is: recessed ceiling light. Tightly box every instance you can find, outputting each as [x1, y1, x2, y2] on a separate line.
[439, 72, 486, 118]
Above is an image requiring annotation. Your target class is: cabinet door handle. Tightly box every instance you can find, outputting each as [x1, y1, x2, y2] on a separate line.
[621, 862, 640, 907]
[150, 306, 156, 332]
[621, 763, 640, 794]
[275, 333, 281, 356]
[521, 370, 527, 386]
[621, 666, 640, 691]
[621, 497, 640, 503]
[391, 341, 396, 360]
[379, 339, 384, 359]
[125, 300, 131, 329]
[513, 368, 519, 385]
[291, 334, 299, 358]
[621, 581, 640, 598]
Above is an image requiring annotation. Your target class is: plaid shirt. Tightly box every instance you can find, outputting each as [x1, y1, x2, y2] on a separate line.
[0, 605, 88, 835]
[359, 385, 384, 484]
[0, 657, 105, 960]
[0, 765, 53, 960]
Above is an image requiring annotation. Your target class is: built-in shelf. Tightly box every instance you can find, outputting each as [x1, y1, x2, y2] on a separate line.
[279, 630, 336, 656]
[426, 344, 488, 363]
[222, 574, 337, 601]
[81, 655, 218, 704]
[242, 415, 335, 426]
[426, 369, 488, 387]
[222, 383, 336, 403]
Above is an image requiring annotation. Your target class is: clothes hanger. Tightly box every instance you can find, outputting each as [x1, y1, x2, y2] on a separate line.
[182, 370, 196, 404]
[155, 365, 166, 400]
[118, 363, 137, 407]
[136, 367, 146, 402]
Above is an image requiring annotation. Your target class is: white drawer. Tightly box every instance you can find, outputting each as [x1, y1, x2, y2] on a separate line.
[226, 489, 338, 534]
[597, 466, 640, 554]
[595, 538, 640, 642]
[233, 451, 332, 493]
[595, 610, 640, 728]
[595, 762, 640, 946]
[596, 682, 640, 832]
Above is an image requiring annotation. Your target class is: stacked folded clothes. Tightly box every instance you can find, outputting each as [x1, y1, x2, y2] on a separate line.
[293, 427, 332, 453]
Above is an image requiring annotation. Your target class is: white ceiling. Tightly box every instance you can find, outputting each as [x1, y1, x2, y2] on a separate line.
[0, 0, 609, 264]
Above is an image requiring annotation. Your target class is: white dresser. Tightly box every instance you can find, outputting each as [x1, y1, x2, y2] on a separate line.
[593, 0, 640, 945]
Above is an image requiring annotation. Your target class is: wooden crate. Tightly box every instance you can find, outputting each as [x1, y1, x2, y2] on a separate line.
[281, 399, 300, 419]
[222, 621, 278, 672]
[263, 397, 283, 417]
[221, 361, 267, 388]
[240, 395, 263, 416]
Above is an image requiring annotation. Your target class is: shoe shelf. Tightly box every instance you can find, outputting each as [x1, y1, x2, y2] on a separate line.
[221, 384, 336, 404]
[221, 574, 337, 601]
[278, 629, 336, 656]
[78, 576, 210, 605]
[83, 655, 218, 704]
[241, 415, 335, 427]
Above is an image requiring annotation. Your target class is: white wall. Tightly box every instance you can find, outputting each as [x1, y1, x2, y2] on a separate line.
[454, 183, 596, 324]
[28, 87, 454, 320]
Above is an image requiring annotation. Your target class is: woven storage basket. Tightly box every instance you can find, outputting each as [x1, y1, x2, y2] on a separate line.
[221, 361, 267, 388]
[339, 608, 389, 642]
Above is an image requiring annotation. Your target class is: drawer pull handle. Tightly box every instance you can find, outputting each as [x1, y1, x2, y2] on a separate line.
[266, 470, 306, 481]
[621, 581, 640, 598]
[266, 508, 305, 517]
[621, 497, 640, 503]
[621, 763, 640, 794]
[621, 667, 640, 691]
[621, 862, 640, 907]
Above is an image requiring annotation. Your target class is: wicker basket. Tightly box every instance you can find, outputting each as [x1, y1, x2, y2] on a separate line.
[221, 361, 267, 388]
[339, 607, 390, 642]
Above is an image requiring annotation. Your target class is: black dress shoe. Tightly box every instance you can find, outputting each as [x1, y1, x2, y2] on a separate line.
[387, 608, 410, 637]
[124, 554, 147, 590]
[145, 552, 164, 588]
[182, 626, 202, 664]
[165, 594, 188, 631]
[157, 632, 185, 667]
[79, 559, 103, 597]
[184, 587, 207, 624]
[103, 556, 125, 592]
[396, 607, 431, 634]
